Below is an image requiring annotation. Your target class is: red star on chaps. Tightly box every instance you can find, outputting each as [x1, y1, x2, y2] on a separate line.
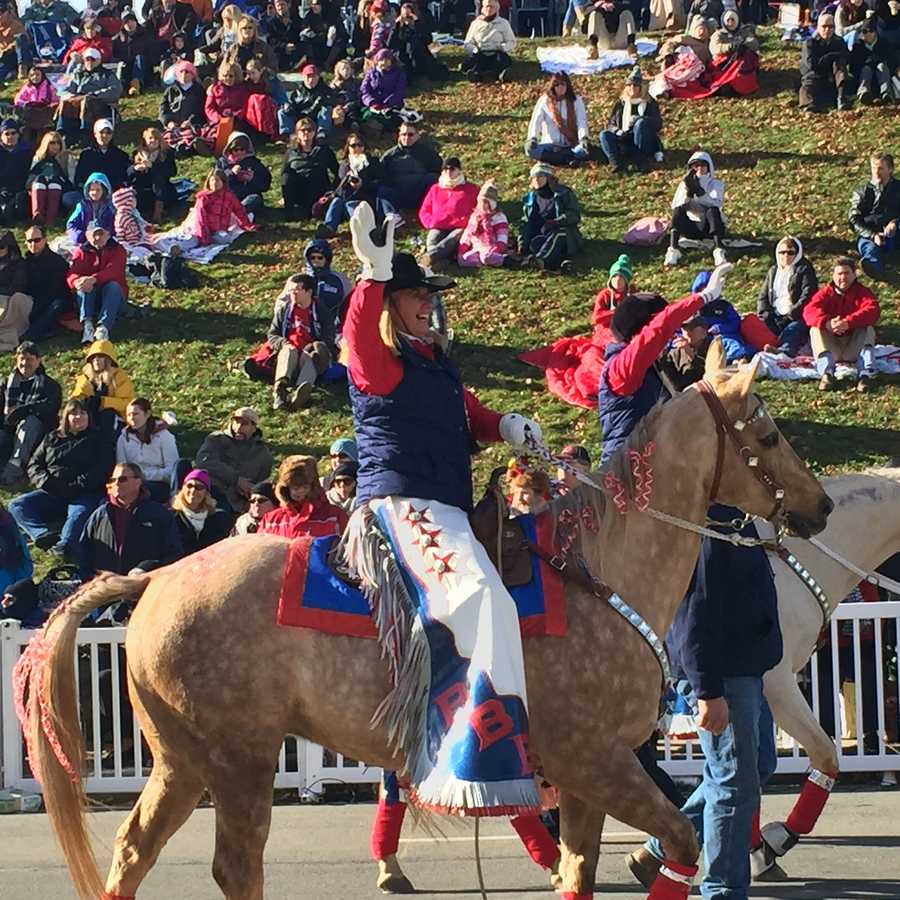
[412, 526, 442, 551]
[427, 552, 456, 583]
[402, 502, 433, 529]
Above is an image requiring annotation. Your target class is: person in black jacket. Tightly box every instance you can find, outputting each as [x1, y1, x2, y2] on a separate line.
[77, 461, 183, 579]
[799, 14, 850, 112]
[389, 2, 449, 83]
[170, 467, 234, 554]
[849, 19, 894, 104]
[113, 9, 157, 97]
[279, 63, 340, 139]
[265, 0, 303, 70]
[317, 133, 391, 238]
[849, 151, 900, 280]
[598, 67, 663, 175]
[127, 127, 178, 223]
[281, 117, 338, 220]
[73, 119, 131, 191]
[756, 235, 818, 356]
[377, 120, 441, 211]
[0, 340, 62, 486]
[158, 60, 207, 131]
[0, 119, 33, 226]
[9, 398, 113, 560]
[215, 131, 271, 215]
[629, 506, 783, 897]
[22, 226, 71, 345]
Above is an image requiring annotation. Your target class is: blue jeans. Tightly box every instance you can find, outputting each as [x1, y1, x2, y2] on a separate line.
[646, 676, 768, 899]
[240, 193, 264, 214]
[14, 32, 32, 67]
[857, 233, 895, 273]
[9, 488, 101, 550]
[527, 142, 587, 166]
[377, 174, 438, 211]
[78, 281, 124, 330]
[324, 196, 394, 231]
[278, 105, 331, 137]
[599, 118, 660, 162]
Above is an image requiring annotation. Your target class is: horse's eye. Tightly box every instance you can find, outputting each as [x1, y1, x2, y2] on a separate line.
[760, 432, 779, 449]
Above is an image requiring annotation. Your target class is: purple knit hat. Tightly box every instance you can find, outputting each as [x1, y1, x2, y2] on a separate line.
[183, 468, 211, 490]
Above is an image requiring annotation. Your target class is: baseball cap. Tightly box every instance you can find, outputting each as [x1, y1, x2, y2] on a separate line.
[301, 63, 318, 76]
[232, 406, 260, 425]
[83, 47, 102, 61]
[329, 437, 358, 461]
[559, 444, 591, 465]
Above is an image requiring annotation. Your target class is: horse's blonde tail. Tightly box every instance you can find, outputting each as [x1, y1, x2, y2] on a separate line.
[15, 572, 151, 900]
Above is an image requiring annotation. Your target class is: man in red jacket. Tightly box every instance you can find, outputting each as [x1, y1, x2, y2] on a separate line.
[66, 220, 127, 345]
[802, 255, 880, 393]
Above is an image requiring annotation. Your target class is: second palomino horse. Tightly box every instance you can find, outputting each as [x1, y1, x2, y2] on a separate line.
[18, 347, 832, 900]
[754, 467, 900, 875]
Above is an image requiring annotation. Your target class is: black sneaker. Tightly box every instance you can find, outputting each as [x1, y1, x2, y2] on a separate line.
[273, 380, 289, 411]
[559, 259, 574, 275]
[34, 531, 62, 551]
[498, 67, 511, 83]
[315, 223, 336, 239]
[857, 373, 876, 393]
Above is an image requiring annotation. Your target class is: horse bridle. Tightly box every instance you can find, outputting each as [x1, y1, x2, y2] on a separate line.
[693, 380, 786, 523]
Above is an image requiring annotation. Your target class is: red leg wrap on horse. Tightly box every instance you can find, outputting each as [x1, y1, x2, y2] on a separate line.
[647, 860, 698, 900]
[370, 798, 407, 860]
[559, 892, 592, 899]
[750, 804, 762, 848]
[510, 814, 560, 869]
[784, 769, 836, 835]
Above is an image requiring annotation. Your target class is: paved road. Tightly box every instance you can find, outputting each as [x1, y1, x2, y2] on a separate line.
[1, 787, 898, 899]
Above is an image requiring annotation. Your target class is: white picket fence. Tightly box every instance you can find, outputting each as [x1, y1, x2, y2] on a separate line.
[1, 601, 898, 795]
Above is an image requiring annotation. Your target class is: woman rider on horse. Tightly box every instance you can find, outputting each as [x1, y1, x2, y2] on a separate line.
[343, 203, 554, 886]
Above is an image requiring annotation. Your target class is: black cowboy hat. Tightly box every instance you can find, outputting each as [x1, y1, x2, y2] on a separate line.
[387, 252, 456, 293]
[611, 292, 667, 343]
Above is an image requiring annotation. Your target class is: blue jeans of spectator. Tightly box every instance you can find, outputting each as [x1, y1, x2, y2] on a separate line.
[0, 48, 16, 81]
[9, 488, 101, 550]
[599, 119, 660, 162]
[278, 105, 331, 137]
[24, 296, 68, 342]
[324, 196, 394, 231]
[760, 311, 808, 356]
[240, 193, 264, 214]
[378, 174, 438, 211]
[646, 676, 767, 899]
[857, 233, 895, 273]
[15, 32, 33, 68]
[78, 281, 124, 331]
[527, 142, 588, 166]
[123, 54, 147, 87]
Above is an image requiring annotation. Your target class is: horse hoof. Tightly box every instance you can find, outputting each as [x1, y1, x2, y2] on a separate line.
[377, 874, 416, 894]
[756, 861, 788, 882]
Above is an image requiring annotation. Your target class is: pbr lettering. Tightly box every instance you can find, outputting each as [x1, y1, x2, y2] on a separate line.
[470, 699, 514, 751]
[434, 682, 468, 728]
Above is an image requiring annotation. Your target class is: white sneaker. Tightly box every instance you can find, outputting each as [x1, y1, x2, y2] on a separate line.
[713, 247, 728, 267]
[94, 325, 109, 341]
[664, 246, 682, 267]
[654, 151, 664, 163]
[81, 321, 95, 344]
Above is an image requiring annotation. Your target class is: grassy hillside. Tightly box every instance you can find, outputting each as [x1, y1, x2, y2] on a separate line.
[3, 29, 898, 574]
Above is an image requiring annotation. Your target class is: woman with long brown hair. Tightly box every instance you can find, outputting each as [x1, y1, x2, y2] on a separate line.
[524, 71, 591, 167]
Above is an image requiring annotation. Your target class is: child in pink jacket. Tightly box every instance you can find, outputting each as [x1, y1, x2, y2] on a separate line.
[458, 181, 512, 268]
[185, 168, 256, 248]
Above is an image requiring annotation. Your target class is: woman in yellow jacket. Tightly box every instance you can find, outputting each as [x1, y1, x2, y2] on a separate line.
[70, 339, 136, 437]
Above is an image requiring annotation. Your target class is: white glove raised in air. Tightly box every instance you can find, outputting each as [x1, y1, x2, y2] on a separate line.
[698, 261, 734, 304]
[350, 202, 399, 283]
[499, 413, 542, 452]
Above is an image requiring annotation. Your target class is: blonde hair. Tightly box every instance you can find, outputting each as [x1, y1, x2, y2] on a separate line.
[202, 168, 225, 192]
[138, 126, 168, 162]
[172, 484, 217, 515]
[217, 61, 243, 83]
[33, 130, 70, 167]
[237, 14, 258, 39]
[339, 298, 400, 365]
[221, 3, 241, 30]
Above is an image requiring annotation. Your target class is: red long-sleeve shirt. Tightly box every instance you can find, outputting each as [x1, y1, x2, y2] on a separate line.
[344, 279, 503, 442]
[257, 495, 348, 538]
[605, 294, 704, 396]
[802, 280, 880, 331]
[66, 240, 128, 299]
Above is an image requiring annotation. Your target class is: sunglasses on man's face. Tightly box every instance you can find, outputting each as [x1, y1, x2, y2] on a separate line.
[108, 475, 138, 485]
[333, 477, 355, 486]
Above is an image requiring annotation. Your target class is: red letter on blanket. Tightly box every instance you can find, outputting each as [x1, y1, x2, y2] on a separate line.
[470, 699, 514, 751]
[434, 682, 468, 728]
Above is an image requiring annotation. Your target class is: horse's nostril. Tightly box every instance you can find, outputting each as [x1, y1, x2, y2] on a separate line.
[821, 496, 835, 517]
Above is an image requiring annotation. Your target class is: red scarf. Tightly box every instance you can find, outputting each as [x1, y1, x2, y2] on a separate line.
[547, 94, 578, 147]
